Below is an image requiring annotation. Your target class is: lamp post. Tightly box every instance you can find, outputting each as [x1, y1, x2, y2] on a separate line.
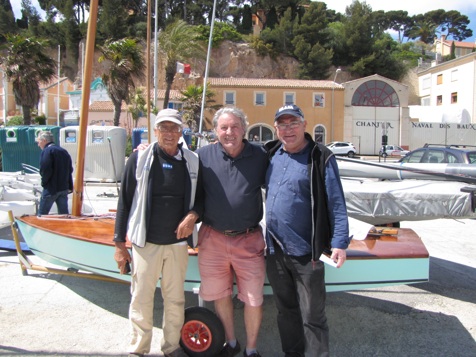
[331, 67, 341, 142]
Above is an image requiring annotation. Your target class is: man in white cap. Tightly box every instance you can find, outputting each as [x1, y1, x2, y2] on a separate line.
[114, 108, 201, 357]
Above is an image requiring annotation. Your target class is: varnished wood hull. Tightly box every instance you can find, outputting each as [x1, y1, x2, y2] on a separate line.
[15, 215, 429, 292]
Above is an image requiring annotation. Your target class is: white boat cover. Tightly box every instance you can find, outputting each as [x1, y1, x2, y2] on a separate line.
[342, 178, 476, 225]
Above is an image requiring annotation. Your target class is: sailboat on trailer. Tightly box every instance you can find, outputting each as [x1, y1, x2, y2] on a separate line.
[12, 0, 430, 297]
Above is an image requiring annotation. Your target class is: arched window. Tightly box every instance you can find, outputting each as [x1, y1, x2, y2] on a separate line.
[351, 80, 400, 107]
[248, 124, 274, 143]
[314, 125, 326, 144]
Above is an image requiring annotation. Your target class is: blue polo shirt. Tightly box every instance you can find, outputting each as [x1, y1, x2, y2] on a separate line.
[266, 142, 313, 256]
[197, 140, 267, 231]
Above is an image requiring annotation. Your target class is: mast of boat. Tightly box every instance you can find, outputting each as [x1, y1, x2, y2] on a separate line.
[197, 0, 217, 144]
[146, 0, 152, 142]
[71, 0, 99, 216]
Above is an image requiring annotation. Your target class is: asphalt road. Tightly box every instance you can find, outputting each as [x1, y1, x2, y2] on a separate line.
[0, 184, 475, 356]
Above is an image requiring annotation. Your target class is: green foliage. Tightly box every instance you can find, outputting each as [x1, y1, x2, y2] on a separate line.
[33, 114, 47, 125]
[6, 116, 24, 126]
[0, 34, 56, 125]
[197, 22, 243, 47]
[125, 135, 132, 157]
[180, 84, 219, 131]
[249, 36, 277, 58]
[98, 37, 146, 126]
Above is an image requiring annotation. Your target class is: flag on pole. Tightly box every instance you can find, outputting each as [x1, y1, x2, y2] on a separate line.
[176, 62, 191, 74]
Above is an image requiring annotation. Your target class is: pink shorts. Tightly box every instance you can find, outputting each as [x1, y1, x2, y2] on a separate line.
[197, 224, 266, 306]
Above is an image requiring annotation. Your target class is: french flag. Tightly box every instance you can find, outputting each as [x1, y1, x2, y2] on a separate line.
[176, 62, 191, 74]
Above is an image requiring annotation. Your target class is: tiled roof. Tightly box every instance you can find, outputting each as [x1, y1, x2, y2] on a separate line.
[89, 101, 128, 112]
[443, 39, 476, 49]
[208, 77, 339, 89]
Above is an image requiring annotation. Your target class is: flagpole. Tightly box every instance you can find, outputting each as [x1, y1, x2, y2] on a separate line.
[197, 0, 217, 144]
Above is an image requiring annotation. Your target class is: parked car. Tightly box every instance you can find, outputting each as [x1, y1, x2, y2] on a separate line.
[379, 145, 410, 157]
[398, 144, 476, 164]
[326, 141, 357, 157]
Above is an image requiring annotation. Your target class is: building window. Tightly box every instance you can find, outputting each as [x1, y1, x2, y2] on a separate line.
[224, 91, 236, 105]
[284, 92, 295, 105]
[451, 92, 458, 104]
[248, 124, 274, 142]
[451, 70, 458, 82]
[313, 92, 325, 108]
[436, 95, 442, 105]
[314, 125, 326, 144]
[351, 80, 399, 107]
[421, 97, 430, 106]
[168, 102, 183, 110]
[254, 92, 265, 106]
[437, 74, 443, 85]
[422, 77, 431, 90]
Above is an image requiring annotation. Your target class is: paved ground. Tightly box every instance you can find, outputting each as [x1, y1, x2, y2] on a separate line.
[0, 184, 475, 356]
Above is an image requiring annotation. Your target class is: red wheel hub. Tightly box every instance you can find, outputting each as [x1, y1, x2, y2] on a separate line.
[181, 319, 213, 352]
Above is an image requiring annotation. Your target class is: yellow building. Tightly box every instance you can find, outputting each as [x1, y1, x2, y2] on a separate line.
[206, 77, 344, 144]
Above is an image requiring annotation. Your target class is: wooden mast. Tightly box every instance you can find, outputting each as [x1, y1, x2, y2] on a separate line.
[71, 0, 99, 216]
[146, 0, 152, 142]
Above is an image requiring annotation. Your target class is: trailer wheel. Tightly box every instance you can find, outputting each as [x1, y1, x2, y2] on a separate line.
[180, 306, 225, 357]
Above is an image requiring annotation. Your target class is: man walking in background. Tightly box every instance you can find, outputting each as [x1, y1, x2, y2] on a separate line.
[37, 131, 73, 215]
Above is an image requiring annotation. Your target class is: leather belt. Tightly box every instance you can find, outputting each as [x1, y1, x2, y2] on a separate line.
[221, 225, 259, 237]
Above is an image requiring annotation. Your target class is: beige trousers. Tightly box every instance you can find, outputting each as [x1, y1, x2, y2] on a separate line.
[129, 242, 189, 355]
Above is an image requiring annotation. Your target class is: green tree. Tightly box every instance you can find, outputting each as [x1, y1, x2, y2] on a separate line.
[98, 38, 146, 126]
[385, 10, 412, 44]
[0, 34, 56, 125]
[127, 87, 146, 129]
[0, 0, 17, 42]
[97, 0, 129, 42]
[291, 1, 332, 79]
[159, 19, 206, 109]
[180, 83, 220, 131]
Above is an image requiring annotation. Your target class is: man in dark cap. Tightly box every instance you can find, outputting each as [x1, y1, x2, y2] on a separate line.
[264, 104, 351, 357]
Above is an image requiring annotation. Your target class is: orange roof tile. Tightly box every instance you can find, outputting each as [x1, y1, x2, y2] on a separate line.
[208, 77, 337, 89]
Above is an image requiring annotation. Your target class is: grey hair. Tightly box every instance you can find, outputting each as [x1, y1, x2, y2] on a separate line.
[212, 107, 249, 130]
[38, 131, 54, 143]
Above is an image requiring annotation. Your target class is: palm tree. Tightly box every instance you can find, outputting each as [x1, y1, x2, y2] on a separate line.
[180, 83, 220, 131]
[128, 87, 146, 129]
[0, 34, 56, 125]
[98, 38, 145, 126]
[159, 19, 206, 109]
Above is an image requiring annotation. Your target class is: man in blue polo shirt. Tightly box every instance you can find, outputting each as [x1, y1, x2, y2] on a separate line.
[195, 107, 267, 357]
[264, 104, 350, 357]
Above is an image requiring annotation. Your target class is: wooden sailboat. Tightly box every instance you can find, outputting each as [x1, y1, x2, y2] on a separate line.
[7, 1, 431, 354]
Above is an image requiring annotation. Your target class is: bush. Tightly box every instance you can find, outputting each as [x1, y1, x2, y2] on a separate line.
[33, 115, 47, 125]
[6, 116, 24, 126]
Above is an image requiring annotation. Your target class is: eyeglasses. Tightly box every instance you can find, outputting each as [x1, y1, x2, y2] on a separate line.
[157, 125, 182, 133]
[275, 121, 302, 131]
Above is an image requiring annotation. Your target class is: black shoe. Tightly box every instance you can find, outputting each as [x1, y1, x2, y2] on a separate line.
[164, 347, 189, 357]
[218, 340, 241, 357]
[243, 351, 261, 357]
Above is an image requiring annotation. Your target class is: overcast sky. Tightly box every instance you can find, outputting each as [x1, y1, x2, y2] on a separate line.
[10, 0, 476, 41]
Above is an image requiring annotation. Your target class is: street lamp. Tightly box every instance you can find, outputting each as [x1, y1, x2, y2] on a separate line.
[331, 67, 341, 142]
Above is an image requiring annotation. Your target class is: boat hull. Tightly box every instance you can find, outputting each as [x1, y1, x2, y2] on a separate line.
[15, 215, 429, 293]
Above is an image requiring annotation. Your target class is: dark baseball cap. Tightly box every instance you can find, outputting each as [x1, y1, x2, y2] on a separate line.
[274, 104, 304, 121]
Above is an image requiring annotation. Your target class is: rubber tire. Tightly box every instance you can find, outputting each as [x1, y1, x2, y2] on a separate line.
[348, 151, 355, 158]
[180, 306, 225, 357]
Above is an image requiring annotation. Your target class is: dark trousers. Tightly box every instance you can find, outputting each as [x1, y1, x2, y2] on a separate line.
[266, 244, 329, 357]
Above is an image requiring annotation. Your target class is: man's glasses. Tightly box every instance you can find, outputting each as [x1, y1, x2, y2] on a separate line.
[157, 125, 182, 133]
[275, 121, 302, 131]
